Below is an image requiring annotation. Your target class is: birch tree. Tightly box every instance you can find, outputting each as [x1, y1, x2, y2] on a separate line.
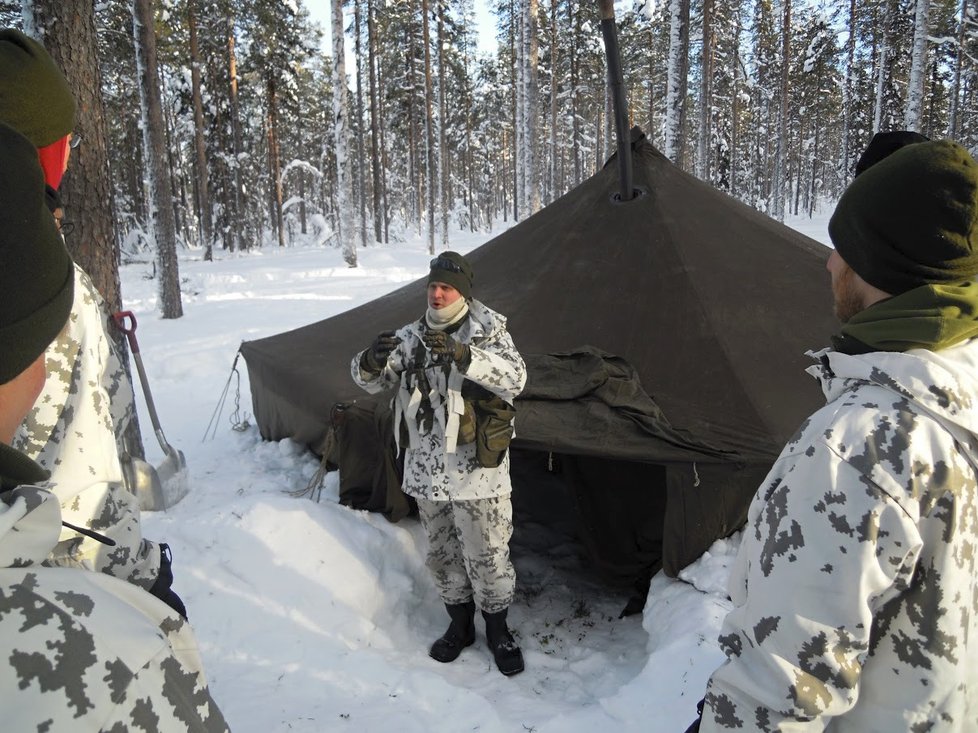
[664, 0, 690, 165]
[905, 0, 931, 129]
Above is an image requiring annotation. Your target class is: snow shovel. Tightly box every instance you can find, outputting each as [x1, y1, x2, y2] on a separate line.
[113, 311, 190, 511]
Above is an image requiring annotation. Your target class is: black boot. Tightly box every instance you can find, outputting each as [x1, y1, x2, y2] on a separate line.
[429, 600, 476, 663]
[482, 608, 524, 676]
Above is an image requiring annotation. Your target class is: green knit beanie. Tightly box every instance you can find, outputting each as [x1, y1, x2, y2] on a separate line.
[0, 122, 74, 384]
[428, 251, 474, 300]
[0, 28, 76, 147]
[829, 140, 978, 295]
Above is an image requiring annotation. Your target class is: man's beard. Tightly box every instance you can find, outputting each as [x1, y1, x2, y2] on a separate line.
[833, 264, 864, 323]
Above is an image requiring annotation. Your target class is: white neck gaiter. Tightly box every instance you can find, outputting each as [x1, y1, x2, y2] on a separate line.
[425, 298, 469, 331]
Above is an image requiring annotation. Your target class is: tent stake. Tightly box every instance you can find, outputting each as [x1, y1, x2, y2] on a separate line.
[598, 0, 634, 202]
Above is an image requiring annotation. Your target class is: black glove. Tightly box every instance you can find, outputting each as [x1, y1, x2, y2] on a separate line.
[682, 698, 705, 733]
[422, 329, 470, 367]
[363, 330, 401, 372]
[149, 543, 188, 620]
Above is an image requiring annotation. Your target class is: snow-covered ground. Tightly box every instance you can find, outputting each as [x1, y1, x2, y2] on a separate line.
[124, 210, 833, 732]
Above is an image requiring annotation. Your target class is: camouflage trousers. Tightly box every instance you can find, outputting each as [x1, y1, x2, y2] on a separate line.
[416, 495, 516, 614]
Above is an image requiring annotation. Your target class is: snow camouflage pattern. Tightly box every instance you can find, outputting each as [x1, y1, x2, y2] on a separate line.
[12, 264, 159, 589]
[0, 482, 228, 732]
[417, 495, 516, 613]
[351, 299, 527, 503]
[700, 341, 978, 732]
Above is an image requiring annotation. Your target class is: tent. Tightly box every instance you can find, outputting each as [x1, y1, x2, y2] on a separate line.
[240, 130, 838, 586]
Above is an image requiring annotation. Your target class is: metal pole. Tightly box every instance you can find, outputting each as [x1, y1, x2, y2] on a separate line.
[598, 0, 634, 201]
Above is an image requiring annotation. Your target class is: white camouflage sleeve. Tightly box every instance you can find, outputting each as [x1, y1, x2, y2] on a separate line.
[700, 440, 920, 731]
[463, 328, 526, 403]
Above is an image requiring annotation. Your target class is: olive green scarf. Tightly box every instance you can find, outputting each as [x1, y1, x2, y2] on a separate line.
[832, 280, 978, 355]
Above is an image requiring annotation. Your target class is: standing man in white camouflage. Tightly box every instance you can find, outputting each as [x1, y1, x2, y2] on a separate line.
[0, 121, 227, 733]
[0, 28, 182, 615]
[352, 252, 528, 675]
[688, 139, 978, 731]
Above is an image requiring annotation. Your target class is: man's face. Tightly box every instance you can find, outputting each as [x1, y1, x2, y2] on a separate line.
[827, 249, 864, 323]
[427, 281, 461, 309]
[0, 354, 46, 444]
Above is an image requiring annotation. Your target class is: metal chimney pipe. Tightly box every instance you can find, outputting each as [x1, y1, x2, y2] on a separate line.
[598, 0, 634, 202]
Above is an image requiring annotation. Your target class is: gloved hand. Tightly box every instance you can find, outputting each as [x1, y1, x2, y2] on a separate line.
[363, 330, 402, 372]
[422, 329, 470, 367]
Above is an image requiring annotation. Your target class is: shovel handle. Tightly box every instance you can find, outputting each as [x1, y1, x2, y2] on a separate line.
[112, 310, 141, 354]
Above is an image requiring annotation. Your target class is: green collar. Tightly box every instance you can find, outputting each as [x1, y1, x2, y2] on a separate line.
[832, 280, 978, 355]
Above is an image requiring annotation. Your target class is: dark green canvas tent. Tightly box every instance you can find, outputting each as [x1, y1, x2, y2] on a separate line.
[240, 131, 838, 584]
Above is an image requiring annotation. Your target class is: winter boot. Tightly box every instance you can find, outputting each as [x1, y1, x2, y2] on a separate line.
[429, 600, 476, 663]
[482, 608, 524, 676]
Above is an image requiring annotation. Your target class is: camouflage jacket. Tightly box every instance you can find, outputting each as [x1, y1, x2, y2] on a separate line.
[700, 341, 978, 732]
[12, 264, 159, 590]
[0, 445, 228, 733]
[351, 300, 526, 501]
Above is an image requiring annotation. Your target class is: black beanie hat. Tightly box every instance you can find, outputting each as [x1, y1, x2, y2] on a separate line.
[854, 130, 930, 177]
[0, 28, 76, 147]
[0, 122, 74, 384]
[428, 251, 474, 300]
[828, 139, 978, 295]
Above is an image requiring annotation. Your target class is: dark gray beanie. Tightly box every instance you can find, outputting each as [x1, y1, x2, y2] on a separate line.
[428, 251, 474, 300]
[0, 122, 74, 384]
[828, 140, 978, 295]
[0, 28, 76, 147]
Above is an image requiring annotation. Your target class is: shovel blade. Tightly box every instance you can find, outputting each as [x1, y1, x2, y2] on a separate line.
[155, 447, 190, 510]
[121, 456, 167, 512]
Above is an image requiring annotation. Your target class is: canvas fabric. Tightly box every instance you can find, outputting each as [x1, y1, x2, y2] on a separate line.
[351, 299, 526, 502]
[0, 464, 228, 733]
[416, 495, 516, 613]
[700, 340, 978, 732]
[12, 264, 157, 588]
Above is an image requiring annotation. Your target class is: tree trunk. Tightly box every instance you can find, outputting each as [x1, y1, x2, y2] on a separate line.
[332, 0, 357, 265]
[133, 0, 183, 318]
[665, 0, 690, 166]
[904, 0, 930, 129]
[354, 0, 369, 249]
[266, 76, 286, 247]
[188, 0, 213, 260]
[521, 0, 540, 216]
[770, 0, 790, 221]
[730, 12, 742, 198]
[24, 3, 122, 311]
[227, 14, 245, 251]
[421, 0, 437, 253]
[697, 0, 714, 180]
[549, 0, 559, 202]
[948, 0, 967, 137]
[367, 0, 386, 243]
[570, 2, 582, 185]
[25, 0, 147, 457]
[437, 1, 450, 248]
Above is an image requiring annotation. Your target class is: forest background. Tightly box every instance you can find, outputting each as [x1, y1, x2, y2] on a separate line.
[5, 0, 975, 319]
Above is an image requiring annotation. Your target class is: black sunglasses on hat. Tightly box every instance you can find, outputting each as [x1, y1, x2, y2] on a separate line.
[430, 256, 467, 274]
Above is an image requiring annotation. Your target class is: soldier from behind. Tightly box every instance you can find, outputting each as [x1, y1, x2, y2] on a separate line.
[0, 28, 184, 616]
[351, 252, 528, 675]
[0, 122, 228, 732]
[687, 140, 978, 731]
